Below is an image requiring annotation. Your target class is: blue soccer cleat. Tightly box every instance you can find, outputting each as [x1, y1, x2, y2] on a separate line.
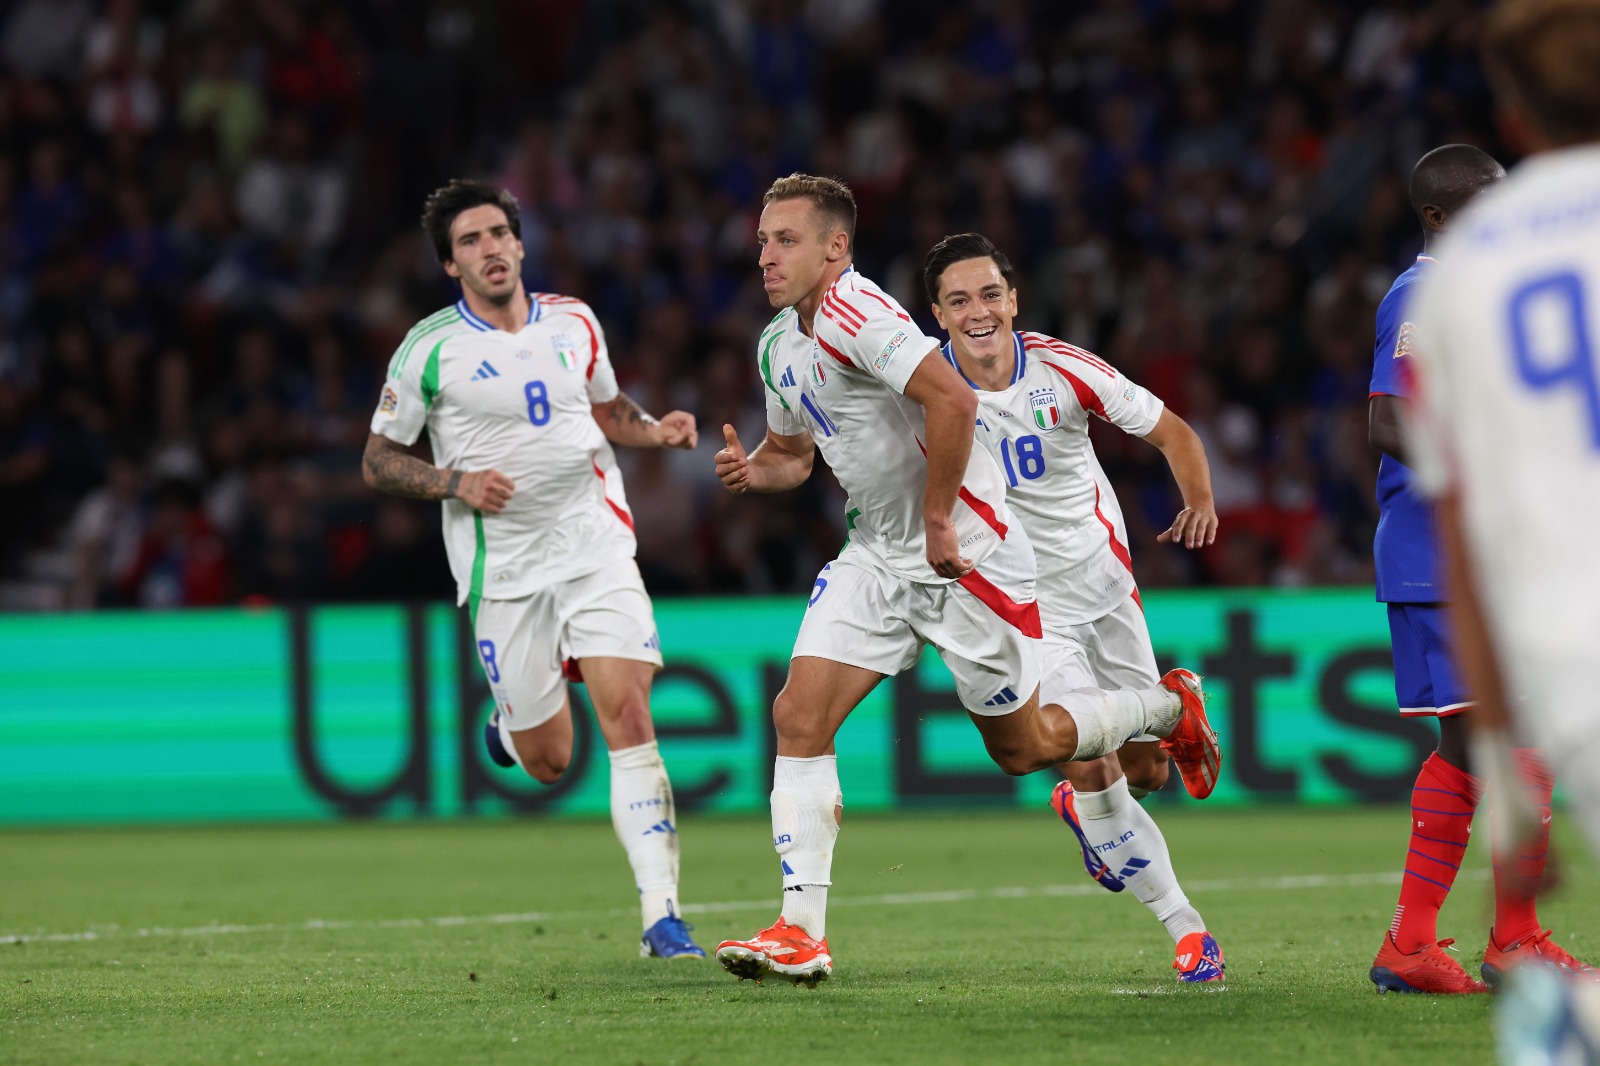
[1049, 781, 1125, 892]
[1174, 931, 1226, 984]
[641, 908, 706, 960]
[484, 710, 516, 769]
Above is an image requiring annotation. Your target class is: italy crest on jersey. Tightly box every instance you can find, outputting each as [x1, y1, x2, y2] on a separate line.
[552, 333, 581, 372]
[1029, 387, 1061, 431]
[810, 351, 828, 388]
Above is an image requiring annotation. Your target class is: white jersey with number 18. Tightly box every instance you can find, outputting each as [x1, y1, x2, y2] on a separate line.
[370, 293, 637, 606]
[961, 331, 1164, 629]
[1407, 143, 1600, 766]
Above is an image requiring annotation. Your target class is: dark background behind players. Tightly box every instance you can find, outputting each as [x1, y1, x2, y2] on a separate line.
[0, 0, 1504, 609]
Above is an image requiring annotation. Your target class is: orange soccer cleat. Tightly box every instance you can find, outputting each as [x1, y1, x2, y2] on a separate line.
[1157, 669, 1222, 799]
[1370, 935, 1488, 994]
[1174, 931, 1226, 983]
[1483, 929, 1600, 989]
[715, 918, 832, 987]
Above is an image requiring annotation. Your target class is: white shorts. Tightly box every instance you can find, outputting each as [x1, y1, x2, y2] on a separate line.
[791, 530, 1041, 716]
[1039, 593, 1160, 739]
[472, 561, 663, 731]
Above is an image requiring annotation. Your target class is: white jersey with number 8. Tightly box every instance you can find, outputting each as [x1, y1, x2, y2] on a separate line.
[370, 293, 637, 606]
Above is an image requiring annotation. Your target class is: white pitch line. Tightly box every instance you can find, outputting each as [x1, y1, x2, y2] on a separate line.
[0, 869, 1446, 946]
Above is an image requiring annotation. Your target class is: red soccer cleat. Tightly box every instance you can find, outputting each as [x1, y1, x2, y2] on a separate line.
[1483, 929, 1600, 989]
[715, 918, 832, 987]
[1157, 669, 1222, 799]
[1370, 935, 1488, 994]
[1174, 931, 1226, 983]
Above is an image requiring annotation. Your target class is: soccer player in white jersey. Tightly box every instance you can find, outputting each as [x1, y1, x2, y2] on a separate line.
[710, 173, 1221, 986]
[1404, 0, 1600, 1055]
[924, 232, 1225, 983]
[362, 179, 706, 960]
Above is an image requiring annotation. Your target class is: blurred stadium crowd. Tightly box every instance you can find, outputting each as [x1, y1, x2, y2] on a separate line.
[0, 0, 1499, 609]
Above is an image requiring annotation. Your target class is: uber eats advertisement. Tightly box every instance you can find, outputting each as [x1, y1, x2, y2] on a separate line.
[0, 590, 1428, 824]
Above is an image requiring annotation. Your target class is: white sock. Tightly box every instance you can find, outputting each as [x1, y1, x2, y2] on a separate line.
[608, 741, 680, 929]
[1065, 687, 1180, 760]
[496, 714, 524, 769]
[772, 754, 841, 940]
[1073, 777, 1206, 943]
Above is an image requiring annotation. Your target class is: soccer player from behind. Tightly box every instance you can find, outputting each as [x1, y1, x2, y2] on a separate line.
[711, 174, 1221, 986]
[1366, 144, 1593, 994]
[924, 232, 1224, 983]
[362, 179, 706, 960]
[1404, 0, 1600, 1043]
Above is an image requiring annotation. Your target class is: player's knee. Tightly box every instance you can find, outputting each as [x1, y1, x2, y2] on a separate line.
[1121, 745, 1170, 794]
[991, 745, 1045, 777]
[771, 687, 829, 754]
[522, 751, 570, 785]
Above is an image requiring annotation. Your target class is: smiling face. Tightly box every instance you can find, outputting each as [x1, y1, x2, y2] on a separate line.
[756, 197, 848, 311]
[443, 204, 524, 305]
[930, 256, 1019, 370]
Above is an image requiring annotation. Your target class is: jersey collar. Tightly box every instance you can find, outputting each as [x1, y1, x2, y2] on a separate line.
[942, 332, 1023, 390]
[456, 294, 539, 332]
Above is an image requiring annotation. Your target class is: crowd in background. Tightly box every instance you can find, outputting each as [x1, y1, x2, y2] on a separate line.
[0, 0, 1501, 609]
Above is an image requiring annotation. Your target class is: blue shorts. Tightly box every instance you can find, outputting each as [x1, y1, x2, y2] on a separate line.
[1386, 603, 1471, 717]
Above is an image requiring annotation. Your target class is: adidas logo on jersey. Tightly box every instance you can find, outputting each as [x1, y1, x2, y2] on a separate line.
[983, 686, 1020, 708]
[642, 820, 676, 836]
[470, 360, 501, 380]
[779, 365, 797, 388]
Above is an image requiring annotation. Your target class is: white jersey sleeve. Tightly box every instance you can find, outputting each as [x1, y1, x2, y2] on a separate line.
[1020, 333, 1163, 436]
[371, 315, 450, 445]
[814, 273, 938, 394]
[757, 310, 807, 436]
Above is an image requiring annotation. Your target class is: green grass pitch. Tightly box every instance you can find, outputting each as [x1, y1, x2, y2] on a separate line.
[4, 806, 1596, 1065]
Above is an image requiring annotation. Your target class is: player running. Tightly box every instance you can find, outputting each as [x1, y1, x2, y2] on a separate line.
[1404, 0, 1600, 1046]
[924, 232, 1224, 984]
[711, 174, 1221, 986]
[1365, 144, 1594, 995]
[362, 179, 706, 960]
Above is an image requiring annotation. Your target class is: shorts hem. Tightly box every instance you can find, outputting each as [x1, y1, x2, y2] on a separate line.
[1398, 701, 1474, 717]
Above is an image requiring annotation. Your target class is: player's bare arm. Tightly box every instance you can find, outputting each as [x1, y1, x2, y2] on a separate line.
[591, 391, 699, 450]
[1142, 409, 1218, 549]
[715, 424, 814, 494]
[1367, 394, 1408, 465]
[901, 351, 979, 578]
[361, 432, 514, 514]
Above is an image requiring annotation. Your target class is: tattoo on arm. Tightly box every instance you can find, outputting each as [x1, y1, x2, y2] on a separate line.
[603, 392, 658, 431]
[363, 434, 454, 500]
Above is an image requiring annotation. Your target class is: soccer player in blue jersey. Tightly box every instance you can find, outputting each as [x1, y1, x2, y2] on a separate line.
[1367, 144, 1592, 994]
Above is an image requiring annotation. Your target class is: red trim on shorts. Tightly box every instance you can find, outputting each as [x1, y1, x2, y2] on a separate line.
[592, 460, 635, 530]
[957, 568, 1043, 638]
[1130, 587, 1144, 613]
[563, 657, 585, 683]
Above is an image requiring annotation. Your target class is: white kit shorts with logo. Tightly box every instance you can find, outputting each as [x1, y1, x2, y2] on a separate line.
[1038, 591, 1160, 739]
[792, 526, 1042, 716]
[472, 560, 663, 731]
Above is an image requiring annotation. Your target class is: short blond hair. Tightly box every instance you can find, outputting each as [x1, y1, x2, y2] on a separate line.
[1485, 0, 1600, 146]
[763, 173, 857, 252]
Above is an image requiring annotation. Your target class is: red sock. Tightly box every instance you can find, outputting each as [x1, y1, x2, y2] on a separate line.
[1491, 748, 1554, 947]
[1390, 752, 1481, 953]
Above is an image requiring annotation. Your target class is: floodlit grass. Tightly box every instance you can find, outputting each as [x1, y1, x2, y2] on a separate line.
[4, 806, 1596, 1064]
